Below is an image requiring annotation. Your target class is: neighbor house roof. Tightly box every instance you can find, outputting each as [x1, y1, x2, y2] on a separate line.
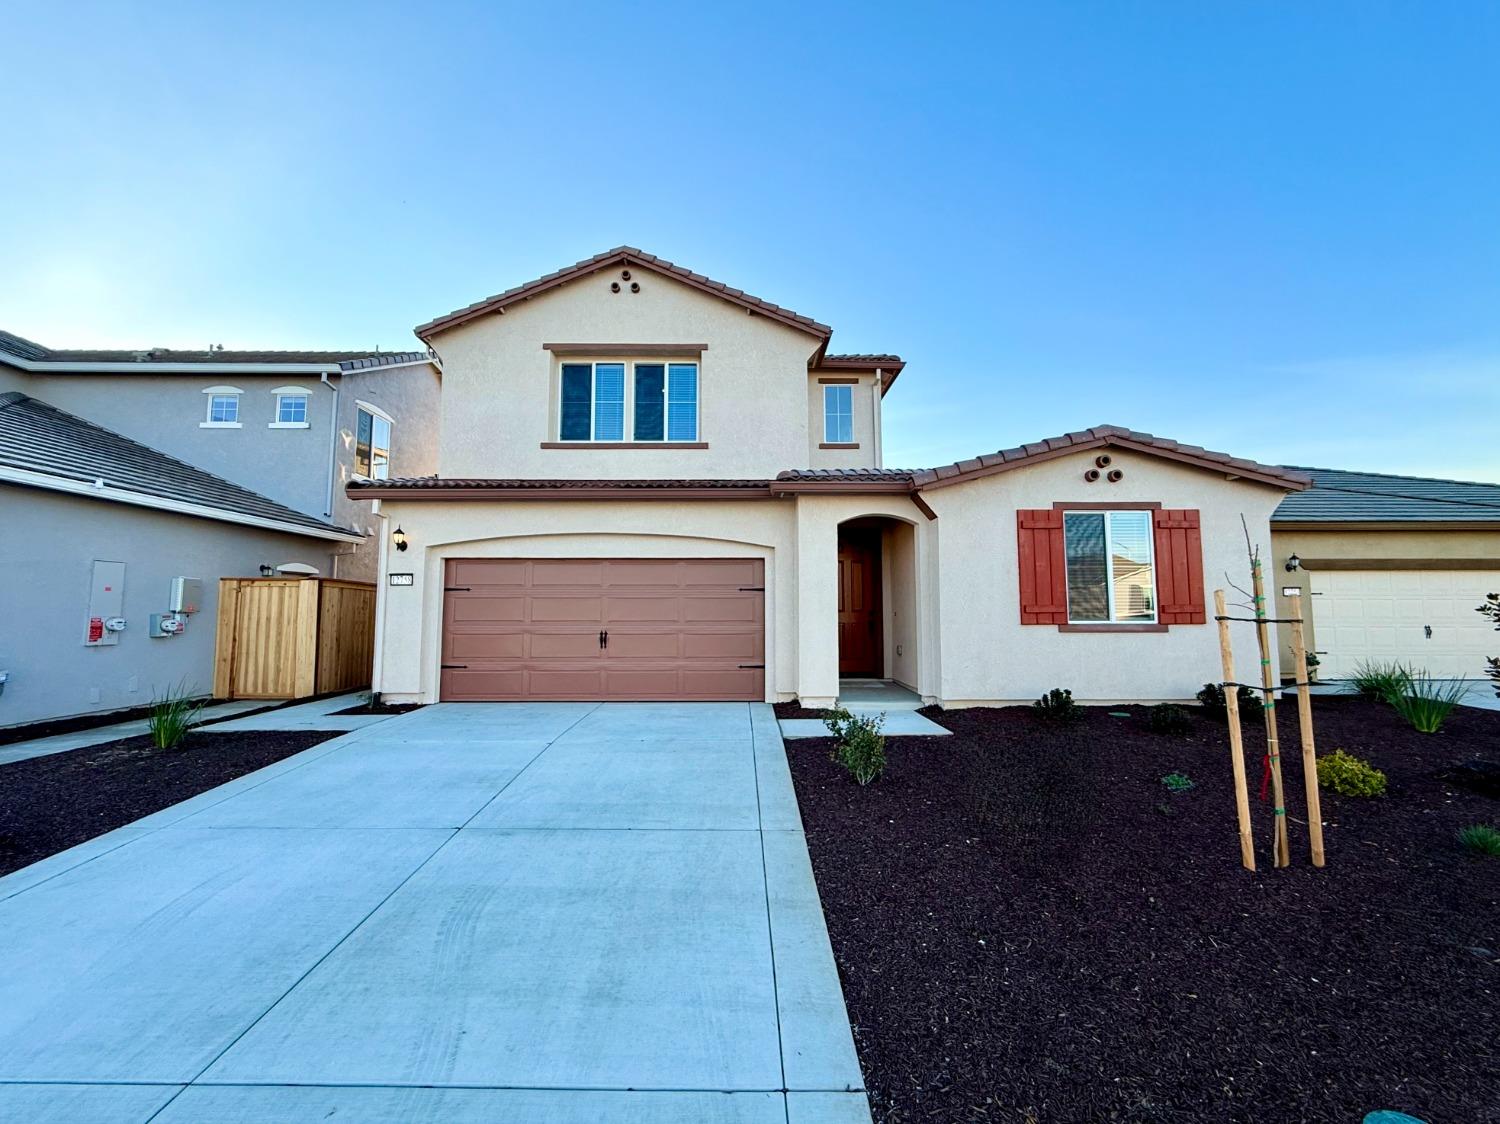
[415, 246, 835, 344]
[0, 391, 362, 541]
[1273, 466, 1500, 525]
[0, 330, 432, 373]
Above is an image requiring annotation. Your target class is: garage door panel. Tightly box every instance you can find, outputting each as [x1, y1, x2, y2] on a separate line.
[1310, 568, 1499, 680]
[441, 558, 764, 701]
[529, 595, 605, 622]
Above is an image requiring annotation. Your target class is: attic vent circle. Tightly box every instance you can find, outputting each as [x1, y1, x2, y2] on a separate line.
[621, 269, 632, 280]
[1095, 454, 1112, 468]
[610, 282, 621, 293]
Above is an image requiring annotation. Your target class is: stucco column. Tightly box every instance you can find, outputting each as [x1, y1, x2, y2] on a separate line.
[795, 497, 841, 706]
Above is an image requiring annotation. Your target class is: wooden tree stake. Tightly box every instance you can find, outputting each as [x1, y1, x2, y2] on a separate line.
[1214, 589, 1256, 871]
[1287, 591, 1326, 867]
[1250, 554, 1290, 867]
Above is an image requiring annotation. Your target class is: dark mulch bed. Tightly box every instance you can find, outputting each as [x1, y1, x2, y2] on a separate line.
[774, 700, 830, 721]
[788, 697, 1500, 1123]
[0, 730, 339, 876]
[331, 700, 426, 716]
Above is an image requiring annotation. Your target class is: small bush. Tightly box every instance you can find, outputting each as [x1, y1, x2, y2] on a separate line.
[1196, 682, 1259, 721]
[823, 707, 886, 785]
[1476, 593, 1499, 699]
[1161, 771, 1195, 793]
[1388, 672, 1469, 734]
[1349, 659, 1413, 703]
[1457, 824, 1500, 856]
[1033, 688, 1081, 724]
[1148, 704, 1192, 736]
[1316, 749, 1388, 797]
[147, 681, 205, 750]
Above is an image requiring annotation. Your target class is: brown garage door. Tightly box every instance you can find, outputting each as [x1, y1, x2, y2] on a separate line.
[440, 558, 765, 701]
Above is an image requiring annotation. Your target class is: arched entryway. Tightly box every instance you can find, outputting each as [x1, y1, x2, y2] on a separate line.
[836, 515, 920, 693]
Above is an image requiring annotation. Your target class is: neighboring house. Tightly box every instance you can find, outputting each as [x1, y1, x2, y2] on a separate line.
[1271, 467, 1500, 681]
[348, 247, 1310, 707]
[0, 330, 442, 581]
[0, 392, 363, 728]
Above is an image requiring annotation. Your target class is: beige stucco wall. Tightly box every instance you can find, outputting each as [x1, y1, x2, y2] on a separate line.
[361, 450, 1290, 707]
[806, 374, 880, 469]
[1270, 526, 1500, 673]
[431, 271, 828, 480]
[921, 450, 1287, 704]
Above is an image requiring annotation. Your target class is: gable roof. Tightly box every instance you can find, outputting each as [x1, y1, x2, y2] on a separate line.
[414, 246, 835, 343]
[1273, 465, 1500, 524]
[0, 330, 431, 373]
[896, 425, 1311, 491]
[0, 392, 361, 541]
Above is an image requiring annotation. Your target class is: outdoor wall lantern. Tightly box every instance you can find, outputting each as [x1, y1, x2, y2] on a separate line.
[393, 526, 409, 552]
[1285, 553, 1301, 572]
[258, 564, 274, 577]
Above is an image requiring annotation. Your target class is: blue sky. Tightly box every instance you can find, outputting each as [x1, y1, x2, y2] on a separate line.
[3, 2, 1497, 480]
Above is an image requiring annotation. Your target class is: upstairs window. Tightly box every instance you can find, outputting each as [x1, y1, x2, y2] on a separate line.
[823, 384, 853, 443]
[1063, 510, 1156, 624]
[201, 386, 243, 427]
[271, 387, 310, 427]
[559, 360, 697, 442]
[355, 403, 393, 479]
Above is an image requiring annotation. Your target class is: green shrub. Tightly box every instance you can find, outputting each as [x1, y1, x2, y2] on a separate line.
[1457, 824, 1500, 856]
[1387, 672, 1470, 734]
[1316, 749, 1387, 797]
[822, 707, 886, 785]
[1349, 659, 1413, 703]
[1148, 704, 1192, 736]
[147, 681, 205, 749]
[1161, 771, 1195, 793]
[1033, 688, 1081, 724]
[1195, 682, 1259, 721]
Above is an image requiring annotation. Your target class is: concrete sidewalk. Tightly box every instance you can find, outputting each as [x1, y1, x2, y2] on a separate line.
[0, 702, 869, 1123]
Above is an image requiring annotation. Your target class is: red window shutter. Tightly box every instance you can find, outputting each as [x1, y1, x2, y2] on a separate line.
[1154, 508, 1205, 624]
[1017, 509, 1068, 624]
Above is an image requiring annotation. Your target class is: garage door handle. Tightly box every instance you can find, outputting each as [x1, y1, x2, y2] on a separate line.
[739, 586, 764, 592]
[441, 663, 468, 670]
[445, 586, 471, 592]
[738, 664, 765, 669]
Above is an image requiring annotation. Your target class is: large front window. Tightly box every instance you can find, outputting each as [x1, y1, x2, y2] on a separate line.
[560, 360, 698, 442]
[1063, 510, 1156, 623]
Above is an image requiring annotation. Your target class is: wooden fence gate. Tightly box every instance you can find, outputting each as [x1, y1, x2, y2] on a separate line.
[213, 577, 377, 700]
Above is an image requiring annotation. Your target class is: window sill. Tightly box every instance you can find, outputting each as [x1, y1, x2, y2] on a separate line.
[1057, 623, 1168, 633]
[268, 421, 311, 429]
[200, 421, 242, 429]
[539, 441, 709, 450]
[819, 442, 860, 449]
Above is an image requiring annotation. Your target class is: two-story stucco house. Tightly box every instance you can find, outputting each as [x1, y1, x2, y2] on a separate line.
[0, 332, 440, 728]
[349, 247, 1311, 708]
[0, 332, 441, 580]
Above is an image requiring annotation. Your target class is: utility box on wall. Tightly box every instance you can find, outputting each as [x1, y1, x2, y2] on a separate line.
[169, 577, 203, 615]
[84, 560, 126, 647]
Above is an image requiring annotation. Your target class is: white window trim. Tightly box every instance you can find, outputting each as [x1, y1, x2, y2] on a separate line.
[270, 385, 311, 428]
[1063, 509, 1159, 625]
[351, 401, 396, 481]
[201, 385, 244, 428]
[823, 384, 854, 443]
[554, 359, 700, 443]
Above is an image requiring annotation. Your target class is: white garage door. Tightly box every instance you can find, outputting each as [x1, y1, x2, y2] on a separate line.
[1310, 569, 1500, 680]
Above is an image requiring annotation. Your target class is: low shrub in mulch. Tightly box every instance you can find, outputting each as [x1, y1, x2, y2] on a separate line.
[0, 730, 339, 877]
[787, 696, 1500, 1123]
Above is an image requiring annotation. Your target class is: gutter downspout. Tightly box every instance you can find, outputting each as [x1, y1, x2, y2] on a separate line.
[321, 372, 341, 575]
[368, 497, 388, 702]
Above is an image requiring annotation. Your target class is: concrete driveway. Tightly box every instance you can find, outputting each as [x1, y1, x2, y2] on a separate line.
[0, 703, 869, 1123]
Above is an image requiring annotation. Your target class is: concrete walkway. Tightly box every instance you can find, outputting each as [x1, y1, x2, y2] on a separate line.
[0, 702, 869, 1123]
[0, 692, 384, 767]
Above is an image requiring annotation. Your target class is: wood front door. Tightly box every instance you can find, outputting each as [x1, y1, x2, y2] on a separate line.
[837, 534, 883, 677]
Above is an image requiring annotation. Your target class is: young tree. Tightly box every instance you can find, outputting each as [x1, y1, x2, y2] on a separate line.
[1480, 593, 1500, 699]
